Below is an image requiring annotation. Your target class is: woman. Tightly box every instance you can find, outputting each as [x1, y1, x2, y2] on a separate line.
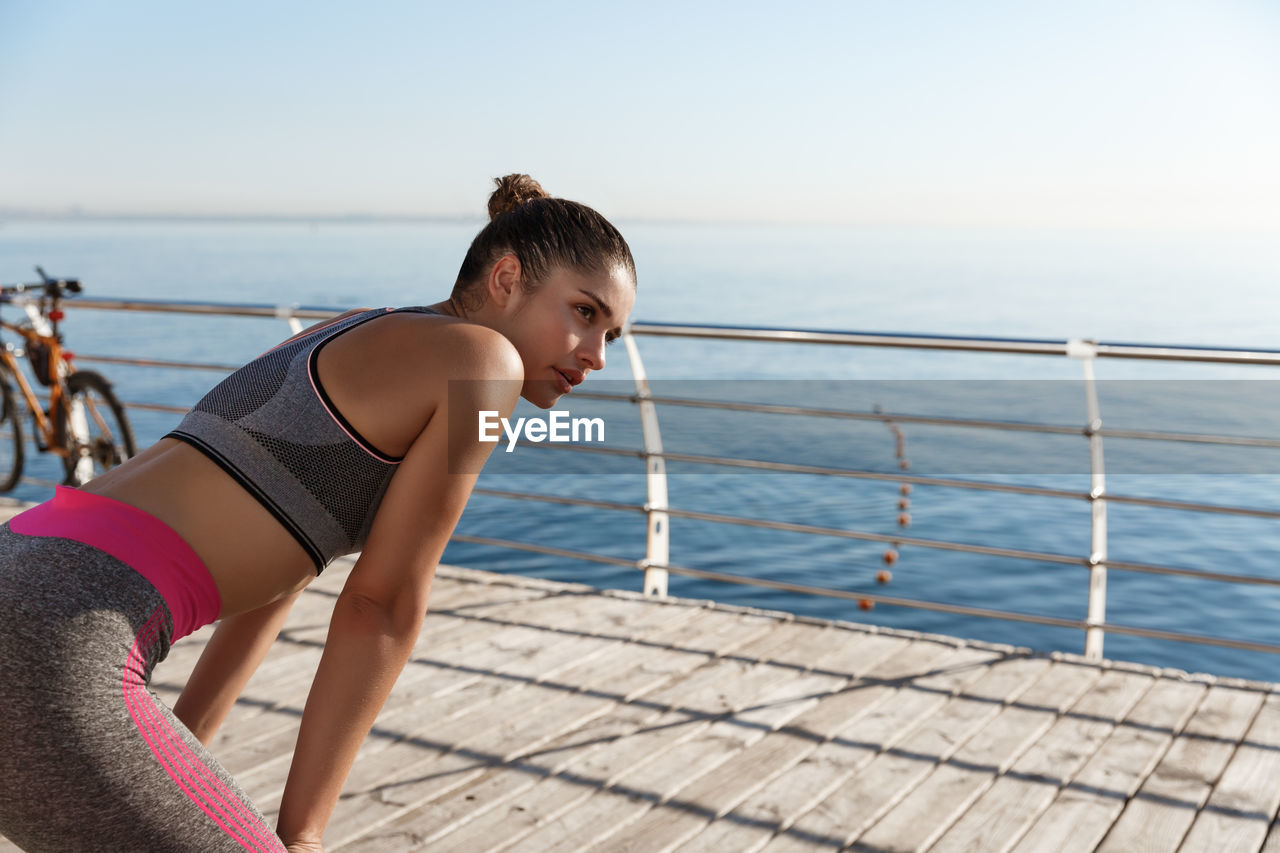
[0, 174, 637, 852]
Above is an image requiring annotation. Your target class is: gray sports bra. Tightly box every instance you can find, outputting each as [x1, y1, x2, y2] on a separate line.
[166, 306, 441, 571]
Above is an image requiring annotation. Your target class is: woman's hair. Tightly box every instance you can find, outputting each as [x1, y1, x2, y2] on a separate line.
[451, 174, 636, 310]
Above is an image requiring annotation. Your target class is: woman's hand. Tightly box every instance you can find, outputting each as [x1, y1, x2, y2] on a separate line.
[284, 840, 325, 853]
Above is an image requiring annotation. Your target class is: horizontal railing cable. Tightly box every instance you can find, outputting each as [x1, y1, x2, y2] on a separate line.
[505, 442, 1280, 520]
[119, 401, 188, 414]
[466, 486, 1280, 588]
[73, 353, 240, 372]
[573, 390, 1280, 449]
[66, 297, 338, 321]
[448, 534, 638, 569]
[626, 321, 1280, 365]
[1100, 493, 1280, 519]
[471, 488, 646, 515]
[650, 561, 1280, 656]
[573, 391, 1087, 436]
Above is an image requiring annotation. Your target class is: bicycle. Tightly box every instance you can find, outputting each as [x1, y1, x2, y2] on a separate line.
[0, 266, 136, 489]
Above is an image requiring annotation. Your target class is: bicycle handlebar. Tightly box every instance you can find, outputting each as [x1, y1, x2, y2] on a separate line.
[0, 266, 83, 298]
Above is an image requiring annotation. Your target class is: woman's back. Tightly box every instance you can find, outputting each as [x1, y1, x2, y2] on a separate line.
[80, 305, 484, 616]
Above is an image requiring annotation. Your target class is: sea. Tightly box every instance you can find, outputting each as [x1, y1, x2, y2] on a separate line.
[3, 218, 1280, 681]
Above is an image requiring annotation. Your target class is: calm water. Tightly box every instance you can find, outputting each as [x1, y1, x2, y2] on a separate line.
[3, 218, 1280, 680]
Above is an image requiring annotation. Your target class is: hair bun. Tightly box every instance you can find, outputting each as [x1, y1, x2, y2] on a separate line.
[488, 174, 549, 221]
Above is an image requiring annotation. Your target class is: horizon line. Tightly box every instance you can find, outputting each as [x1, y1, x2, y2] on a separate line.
[2, 208, 1277, 236]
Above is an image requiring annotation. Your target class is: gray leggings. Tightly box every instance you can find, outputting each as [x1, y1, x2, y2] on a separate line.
[0, 525, 286, 852]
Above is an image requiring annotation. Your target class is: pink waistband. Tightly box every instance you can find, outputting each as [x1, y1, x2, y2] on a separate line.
[10, 486, 221, 640]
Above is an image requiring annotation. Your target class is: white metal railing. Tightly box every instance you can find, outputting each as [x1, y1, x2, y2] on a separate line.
[40, 296, 1280, 663]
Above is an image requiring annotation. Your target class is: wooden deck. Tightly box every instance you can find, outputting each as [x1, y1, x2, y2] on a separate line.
[6, 539, 1280, 851]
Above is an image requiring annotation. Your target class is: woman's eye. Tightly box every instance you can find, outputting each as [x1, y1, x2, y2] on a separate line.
[606, 334, 619, 347]
[577, 304, 595, 320]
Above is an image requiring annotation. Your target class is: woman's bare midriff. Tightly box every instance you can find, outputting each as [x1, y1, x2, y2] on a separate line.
[78, 438, 317, 618]
[75, 309, 459, 620]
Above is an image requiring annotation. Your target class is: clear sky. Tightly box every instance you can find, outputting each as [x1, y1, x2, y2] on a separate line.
[1, 0, 1277, 229]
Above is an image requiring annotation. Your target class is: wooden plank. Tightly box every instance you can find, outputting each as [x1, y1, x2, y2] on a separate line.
[830, 659, 1103, 853]
[1178, 690, 1280, 851]
[787, 653, 1054, 850]
[434, 630, 849, 853]
[384, 631, 912, 853]
[393, 639, 841, 853]
[1260, 811, 1280, 852]
[324, 606, 787, 848]
[619, 644, 1026, 853]
[225, 611, 584, 788]
[200, 589, 552, 755]
[294, 594, 719, 842]
[202, 610, 492, 748]
[489, 621, 837, 766]
[313, 589, 706, 840]
[585, 626, 893, 853]
[330, 613, 798, 850]
[411, 611, 712, 768]
[358, 626, 911, 853]
[487, 622, 860, 853]
[759, 652, 1077, 853]
[1096, 683, 1266, 853]
[923, 668, 1154, 853]
[1008, 677, 1207, 853]
[227, 590, 678, 806]
[670, 636, 979, 853]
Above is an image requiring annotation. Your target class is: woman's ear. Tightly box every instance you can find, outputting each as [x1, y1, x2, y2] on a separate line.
[486, 254, 524, 308]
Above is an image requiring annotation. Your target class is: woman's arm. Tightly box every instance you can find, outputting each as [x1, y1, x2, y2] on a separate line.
[275, 330, 521, 847]
[174, 590, 302, 745]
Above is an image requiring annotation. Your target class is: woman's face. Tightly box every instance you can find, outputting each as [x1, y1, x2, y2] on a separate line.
[503, 263, 636, 408]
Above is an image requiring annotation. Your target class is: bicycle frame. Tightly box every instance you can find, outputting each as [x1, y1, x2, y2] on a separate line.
[0, 305, 73, 457]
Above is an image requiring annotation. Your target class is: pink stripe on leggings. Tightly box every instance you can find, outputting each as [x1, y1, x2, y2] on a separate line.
[123, 613, 257, 847]
[123, 606, 285, 852]
[129, 615, 276, 850]
[123, 611, 274, 852]
[124, 609, 281, 852]
[123, 613, 259, 847]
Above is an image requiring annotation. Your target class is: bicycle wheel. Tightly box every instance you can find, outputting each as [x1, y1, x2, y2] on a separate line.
[0, 374, 25, 491]
[58, 370, 136, 485]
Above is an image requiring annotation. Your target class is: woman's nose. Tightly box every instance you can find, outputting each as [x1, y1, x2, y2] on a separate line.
[579, 334, 606, 372]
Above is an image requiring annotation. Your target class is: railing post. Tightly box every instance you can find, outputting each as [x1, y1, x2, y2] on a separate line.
[1069, 339, 1108, 660]
[276, 303, 303, 335]
[622, 328, 670, 596]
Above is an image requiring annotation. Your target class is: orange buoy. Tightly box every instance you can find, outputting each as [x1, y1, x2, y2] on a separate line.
[898, 459, 910, 471]
[899, 484, 912, 495]
[897, 512, 911, 527]
[897, 498, 910, 510]
[883, 548, 898, 565]
[858, 598, 875, 611]
[876, 570, 892, 584]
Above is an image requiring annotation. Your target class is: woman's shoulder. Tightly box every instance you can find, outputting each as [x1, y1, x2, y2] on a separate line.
[336, 308, 523, 384]
[411, 312, 523, 382]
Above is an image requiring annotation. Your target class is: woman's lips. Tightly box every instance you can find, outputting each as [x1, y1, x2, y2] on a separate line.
[554, 369, 573, 394]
